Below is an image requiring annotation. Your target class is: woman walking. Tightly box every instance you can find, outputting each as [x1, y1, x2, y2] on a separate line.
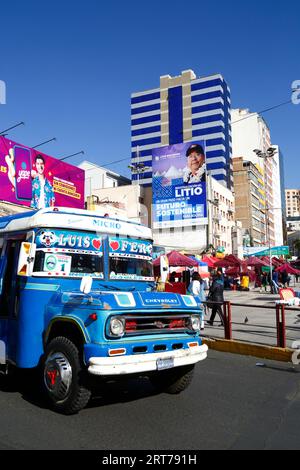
[207, 271, 225, 326]
[188, 272, 206, 330]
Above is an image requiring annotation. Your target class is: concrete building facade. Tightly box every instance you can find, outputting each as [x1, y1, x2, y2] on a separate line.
[233, 157, 266, 246]
[78, 161, 130, 201]
[285, 189, 300, 218]
[85, 184, 151, 227]
[231, 108, 281, 246]
[271, 145, 285, 246]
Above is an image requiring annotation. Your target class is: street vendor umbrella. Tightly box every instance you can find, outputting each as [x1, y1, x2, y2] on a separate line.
[225, 265, 257, 282]
[214, 259, 232, 268]
[275, 263, 300, 275]
[215, 255, 244, 270]
[246, 256, 268, 267]
[261, 256, 281, 267]
[223, 254, 244, 266]
[153, 250, 198, 268]
[202, 255, 217, 268]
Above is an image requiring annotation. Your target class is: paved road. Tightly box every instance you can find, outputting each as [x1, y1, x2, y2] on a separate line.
[1, 350, 300, 450]
[203, 287, 300, 347]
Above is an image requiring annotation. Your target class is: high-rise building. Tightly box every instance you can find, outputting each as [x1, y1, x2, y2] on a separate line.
[233, 157, 266, 246]
[285, 189, 300, 218]
[271, 145, 285, 246]
[231, 108, 277, 246]
[131, 69, 233, 189]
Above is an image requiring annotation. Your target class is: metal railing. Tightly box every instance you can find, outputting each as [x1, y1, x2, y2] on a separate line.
[202, 300, 300, 349]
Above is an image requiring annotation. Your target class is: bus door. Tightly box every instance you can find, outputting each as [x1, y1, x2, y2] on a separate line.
[0, 240, 21, 364]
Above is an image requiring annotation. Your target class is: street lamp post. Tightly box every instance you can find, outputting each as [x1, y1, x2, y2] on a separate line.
[128, 162, 151, 184]
[263, 205, 283, 292]
[253, 147, 277, 160]
[253, 147, 279, 292]
[206, 171, 220, 252]
[128, 147, 150, 185]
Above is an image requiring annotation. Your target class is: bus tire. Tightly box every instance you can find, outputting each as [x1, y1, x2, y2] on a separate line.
[150, 364, 195, 394]
[43, 336, 91, 415]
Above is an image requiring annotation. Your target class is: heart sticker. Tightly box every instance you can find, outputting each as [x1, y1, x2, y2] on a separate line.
[92, 239, 102, 250]
[110, 241, 120, 251]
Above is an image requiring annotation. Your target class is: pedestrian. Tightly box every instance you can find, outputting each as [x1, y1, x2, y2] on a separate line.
[206, 271, 225, 326]
[272, 270, 280, 294]
[261, 271, 268, 293]
[188, 272, 206, 330]
[255, 271, 262, 289]
[281, 270, 288, 288]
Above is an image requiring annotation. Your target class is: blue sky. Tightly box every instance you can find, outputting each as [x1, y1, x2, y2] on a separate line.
[0, 0, 299, 186]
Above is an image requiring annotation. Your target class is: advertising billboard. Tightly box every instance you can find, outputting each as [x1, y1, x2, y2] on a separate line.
[0, 136, 85, 209]
[152, 141, 207, 229]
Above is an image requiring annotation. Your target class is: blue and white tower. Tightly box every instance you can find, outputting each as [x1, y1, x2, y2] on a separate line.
[131, 69, 233, 189]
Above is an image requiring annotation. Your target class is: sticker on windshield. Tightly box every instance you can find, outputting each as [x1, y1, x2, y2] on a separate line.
[109, 237, 152, 259]
[44, 253, 72, 275]
[36, 229, 103, 254]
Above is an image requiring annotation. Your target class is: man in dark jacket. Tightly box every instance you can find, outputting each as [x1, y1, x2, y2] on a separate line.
[207, 271, 225, 326]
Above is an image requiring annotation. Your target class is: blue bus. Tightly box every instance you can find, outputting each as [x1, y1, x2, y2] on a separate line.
[0, 207, 207, 414]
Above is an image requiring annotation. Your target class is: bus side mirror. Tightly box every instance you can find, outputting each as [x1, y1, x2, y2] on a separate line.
[80, 275, 93, 295]
[17, 242, 36, 277]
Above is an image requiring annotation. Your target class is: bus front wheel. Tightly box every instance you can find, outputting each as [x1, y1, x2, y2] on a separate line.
[43, 336, 91, 415]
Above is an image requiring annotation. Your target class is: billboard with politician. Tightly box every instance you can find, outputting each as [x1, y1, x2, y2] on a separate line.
[152, 141, 208, 229]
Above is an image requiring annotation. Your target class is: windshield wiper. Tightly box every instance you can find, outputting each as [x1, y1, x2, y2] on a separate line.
[98, 283, 122, 291]
[98, 283, 137, 292]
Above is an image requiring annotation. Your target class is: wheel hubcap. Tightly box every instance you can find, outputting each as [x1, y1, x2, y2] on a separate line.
[44, 352, 72, 401]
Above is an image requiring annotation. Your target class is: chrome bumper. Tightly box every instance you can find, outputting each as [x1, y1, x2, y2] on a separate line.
[88, 344, 208, 376]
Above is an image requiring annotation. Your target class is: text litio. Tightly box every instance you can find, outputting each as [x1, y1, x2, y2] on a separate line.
[175, 186, 203, 198]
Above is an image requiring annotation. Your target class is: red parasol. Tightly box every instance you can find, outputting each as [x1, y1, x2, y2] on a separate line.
[202, 255, 217, 268]
[224, 254, 244, 266]
[153, 250, 198, 268]
[275, 263, 300, 275]
[214, 259, 232, 268]
[215, 254, 244, 269]
[261, 256, 281, 267]
[246, 256, 268, 267]
[225, 265, 256, 281]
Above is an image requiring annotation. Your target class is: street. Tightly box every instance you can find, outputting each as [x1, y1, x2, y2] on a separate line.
[1, 349, 300, 450]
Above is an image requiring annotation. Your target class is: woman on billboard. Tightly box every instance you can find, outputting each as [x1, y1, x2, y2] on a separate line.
[183, 144, 206, 184]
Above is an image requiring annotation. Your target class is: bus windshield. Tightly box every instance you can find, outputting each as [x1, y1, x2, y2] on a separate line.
[33, 250, 104, 278]
[109, 236, 154, 281]
[32, 228, 104, 278]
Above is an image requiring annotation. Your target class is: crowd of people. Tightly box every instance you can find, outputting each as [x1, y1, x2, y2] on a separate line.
[256, 270, 291, 294]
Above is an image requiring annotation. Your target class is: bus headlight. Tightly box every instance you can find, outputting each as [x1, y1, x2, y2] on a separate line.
[190, 315, 201, 332]
[110, 317, 125, 337]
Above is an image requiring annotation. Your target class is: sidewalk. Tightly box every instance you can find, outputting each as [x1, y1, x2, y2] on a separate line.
[202, 284, 300, 349]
